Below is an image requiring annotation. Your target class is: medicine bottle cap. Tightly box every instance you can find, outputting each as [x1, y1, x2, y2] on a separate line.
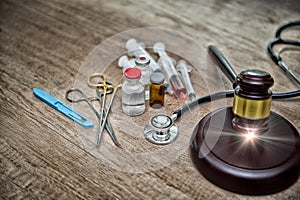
[124, 68, 141, 79]
[150, 72, 165, 84]
[135, 55, 150, 67]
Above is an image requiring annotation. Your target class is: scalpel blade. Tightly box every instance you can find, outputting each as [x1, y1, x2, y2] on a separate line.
[33, 88, 93, 128]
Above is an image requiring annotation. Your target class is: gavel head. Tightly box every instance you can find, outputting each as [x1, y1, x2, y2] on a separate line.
[232, 69, 274, 133]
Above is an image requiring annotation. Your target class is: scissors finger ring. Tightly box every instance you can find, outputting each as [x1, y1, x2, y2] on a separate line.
[87, 73, 113, 88]
[65, 88, 87, 103]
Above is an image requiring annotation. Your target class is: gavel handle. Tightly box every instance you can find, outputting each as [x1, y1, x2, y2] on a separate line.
[208, 45, 237, 88]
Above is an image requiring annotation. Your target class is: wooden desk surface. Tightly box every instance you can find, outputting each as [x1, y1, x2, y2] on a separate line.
[1, 0, 299, 199]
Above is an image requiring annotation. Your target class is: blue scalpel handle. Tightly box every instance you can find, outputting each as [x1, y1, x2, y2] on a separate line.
[33, 88, 94, 128]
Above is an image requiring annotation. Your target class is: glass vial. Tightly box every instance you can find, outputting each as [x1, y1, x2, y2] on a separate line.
[122, 68, 145, 116]
[150, 71, 165, 108]
[135, 55, 153, 86]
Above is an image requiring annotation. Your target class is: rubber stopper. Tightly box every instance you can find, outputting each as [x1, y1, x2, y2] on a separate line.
[124, 68, 141, 79]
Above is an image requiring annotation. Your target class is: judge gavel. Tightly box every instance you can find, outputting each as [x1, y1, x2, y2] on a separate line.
[190, 46, 300, 195]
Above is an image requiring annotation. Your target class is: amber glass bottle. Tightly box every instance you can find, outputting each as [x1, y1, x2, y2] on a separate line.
[149, 72, 165, 108]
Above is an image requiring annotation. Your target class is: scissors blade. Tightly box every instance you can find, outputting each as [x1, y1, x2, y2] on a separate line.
[96, 87, 121, 147]
[95, 89, 120, 146]
[101, 107, 120, 147]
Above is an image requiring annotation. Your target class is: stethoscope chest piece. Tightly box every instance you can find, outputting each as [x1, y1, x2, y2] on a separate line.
[144, 114, 178, 145]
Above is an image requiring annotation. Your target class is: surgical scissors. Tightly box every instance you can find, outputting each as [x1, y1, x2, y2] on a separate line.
[87, 73, 123, 147]
[88, 74, 111, 132]
[65, 87, 120, 146]
[267, 21, 300, 85]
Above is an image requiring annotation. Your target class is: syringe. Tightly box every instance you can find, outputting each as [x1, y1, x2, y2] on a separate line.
[153, 42, 187, 102]
[117, 55, 135, 72]
[176, 60, 196, 101]
[126, 39, 161, 72]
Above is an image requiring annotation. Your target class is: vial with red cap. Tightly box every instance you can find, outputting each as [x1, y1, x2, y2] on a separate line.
[122, 68, 145, 116]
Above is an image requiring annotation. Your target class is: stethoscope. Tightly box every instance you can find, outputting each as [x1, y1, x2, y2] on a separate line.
[144, 40, 300, 145]
[267, 20, 300, 84]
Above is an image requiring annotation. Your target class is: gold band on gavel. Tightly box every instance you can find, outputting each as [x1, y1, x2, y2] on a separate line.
[232, 95, 271, 119]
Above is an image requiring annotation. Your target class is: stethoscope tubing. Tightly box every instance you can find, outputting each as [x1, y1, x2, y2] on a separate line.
[172, 90, 300, 121]
[267, 21, 300, 84]
[275, 21, 300, 38]
[268, 38, 300, 64]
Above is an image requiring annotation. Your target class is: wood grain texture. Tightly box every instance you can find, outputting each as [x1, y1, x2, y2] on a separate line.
[0, 0, 299, 199]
